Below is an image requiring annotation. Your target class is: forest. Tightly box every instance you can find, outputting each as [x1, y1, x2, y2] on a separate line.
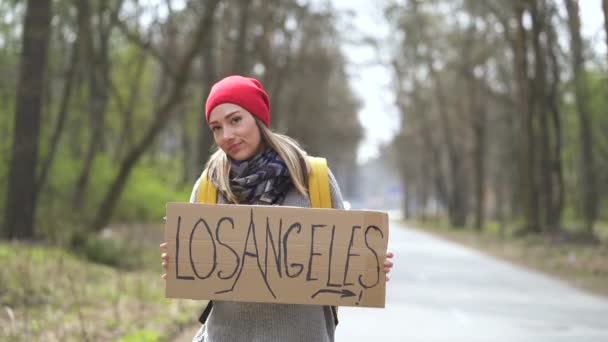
[385, 0, 608, 239]
[1, 0, 607, 340]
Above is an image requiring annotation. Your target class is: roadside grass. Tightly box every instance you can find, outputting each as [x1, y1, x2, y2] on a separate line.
[407, 218, 608, 297]
[0, 224, 204, 341]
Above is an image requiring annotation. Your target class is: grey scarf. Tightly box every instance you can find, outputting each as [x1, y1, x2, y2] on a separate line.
[223, 147, 292, 205]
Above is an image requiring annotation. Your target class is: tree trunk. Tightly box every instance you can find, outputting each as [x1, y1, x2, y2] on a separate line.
[92, 0, 221, 232]
[428, 64, 467, 228]
[196, 13, 218, 179]
[37, 37, 79, 193]
[73, 0, 111, 208]
[114, 51, 147, 161]
[392, 56, 447, 219]
[514, 1, 540, 233]
[3, 0, 52, 239]
[531, 0, 553, 233]
[259, 0, 292, 132]
[472, 89, 487, 231]
[546, 2, 564, 231]
[417, 104, 449, 214]
[565, 0, 598, 234]
[461, 19, 486, 231]
[232, 0, 252, 75]
[411, 0, 467, 227]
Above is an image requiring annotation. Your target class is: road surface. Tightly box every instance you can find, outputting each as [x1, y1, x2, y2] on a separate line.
[335, 214, 608, 342]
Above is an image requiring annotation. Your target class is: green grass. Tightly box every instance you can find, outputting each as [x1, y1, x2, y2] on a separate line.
[409, 218, 608, 297]
[0, 234, 203, 341]
[116, 329, 161, 342]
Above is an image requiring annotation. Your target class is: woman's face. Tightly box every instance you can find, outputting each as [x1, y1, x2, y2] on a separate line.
[208, 103, 263, 161]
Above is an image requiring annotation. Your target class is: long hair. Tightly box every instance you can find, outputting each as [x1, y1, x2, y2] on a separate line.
[204, 118, 309, 204]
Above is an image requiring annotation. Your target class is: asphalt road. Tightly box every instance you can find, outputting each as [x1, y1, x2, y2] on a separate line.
[335, 214, 608, 342]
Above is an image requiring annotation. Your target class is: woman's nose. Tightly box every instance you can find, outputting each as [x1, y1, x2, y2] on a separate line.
[222, 126, 234, 140]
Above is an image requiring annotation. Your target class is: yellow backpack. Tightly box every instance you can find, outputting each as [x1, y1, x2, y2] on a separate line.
[196, 156, 332, 208]
[194, 156, 339, 326]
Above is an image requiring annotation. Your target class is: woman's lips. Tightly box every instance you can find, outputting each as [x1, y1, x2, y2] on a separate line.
[228, 142, 242, 153]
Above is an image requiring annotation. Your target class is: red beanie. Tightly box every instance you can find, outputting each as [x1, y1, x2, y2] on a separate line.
[205, 75, 270, 127]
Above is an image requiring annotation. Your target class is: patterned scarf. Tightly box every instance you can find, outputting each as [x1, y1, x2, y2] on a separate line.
[224, 147, 292, 205]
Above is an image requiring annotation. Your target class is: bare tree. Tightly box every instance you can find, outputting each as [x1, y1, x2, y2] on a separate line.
[530, 0, 554, 233]
[459, 4, 489, 230]
[37, 26, 80, 194]
[92, 0, 222, 232]
[232, 0, 253, 75]
[513, 0, 540, 233]
[545, 2, 565, 231]
[400, 0, 469, 227]
[565, 0, 598, 234]
[196, 14, 219, 181]
[112, 50, 147, 161]
[3, 0, 52, 239]
[72, 0, 123, 208]
[382, 0, 604, 235]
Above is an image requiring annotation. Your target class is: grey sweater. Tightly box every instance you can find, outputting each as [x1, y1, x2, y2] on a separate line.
[189, 169, 345, 342]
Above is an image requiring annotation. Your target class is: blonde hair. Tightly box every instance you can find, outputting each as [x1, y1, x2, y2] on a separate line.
[205, 119, 310, 204]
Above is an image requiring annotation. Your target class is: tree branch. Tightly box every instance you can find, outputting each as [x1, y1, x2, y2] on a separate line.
[114, 17, 176, 78]
[92, 0, 222, 232]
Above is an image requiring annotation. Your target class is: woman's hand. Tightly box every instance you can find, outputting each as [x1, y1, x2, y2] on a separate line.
[160, 242, 168, 279]
[384, 250, 394, 282]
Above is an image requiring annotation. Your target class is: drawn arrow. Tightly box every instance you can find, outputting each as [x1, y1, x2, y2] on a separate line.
[311, 288, 357, 299]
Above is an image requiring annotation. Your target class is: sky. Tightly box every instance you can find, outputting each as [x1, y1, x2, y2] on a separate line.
[330, 0, 607, 164]
[331, 0, 397, 164]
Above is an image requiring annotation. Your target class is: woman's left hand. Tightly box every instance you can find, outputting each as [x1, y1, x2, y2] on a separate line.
[384, 250, 394, 282]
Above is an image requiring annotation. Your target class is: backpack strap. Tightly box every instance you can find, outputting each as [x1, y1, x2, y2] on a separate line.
[198, 300, 213, 325]
[195, 169, 217, 204]
[196, 157, 339, 326]
[196, 157, 331, 207]
[306, 157, 332, 209]
[306, 157, 339, 326]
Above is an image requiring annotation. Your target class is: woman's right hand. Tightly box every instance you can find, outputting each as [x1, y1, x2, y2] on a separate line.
[160, 242, 168, 279]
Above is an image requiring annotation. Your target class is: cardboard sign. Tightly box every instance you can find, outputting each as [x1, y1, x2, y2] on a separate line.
[164, 203, 389, 308]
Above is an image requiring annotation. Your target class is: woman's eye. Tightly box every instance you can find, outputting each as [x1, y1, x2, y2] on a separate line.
[231, 116, 242, 124]
[211, 126, 221, 132]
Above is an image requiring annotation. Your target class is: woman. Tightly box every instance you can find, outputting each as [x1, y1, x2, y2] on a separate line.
[160, 75, 394, 341]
